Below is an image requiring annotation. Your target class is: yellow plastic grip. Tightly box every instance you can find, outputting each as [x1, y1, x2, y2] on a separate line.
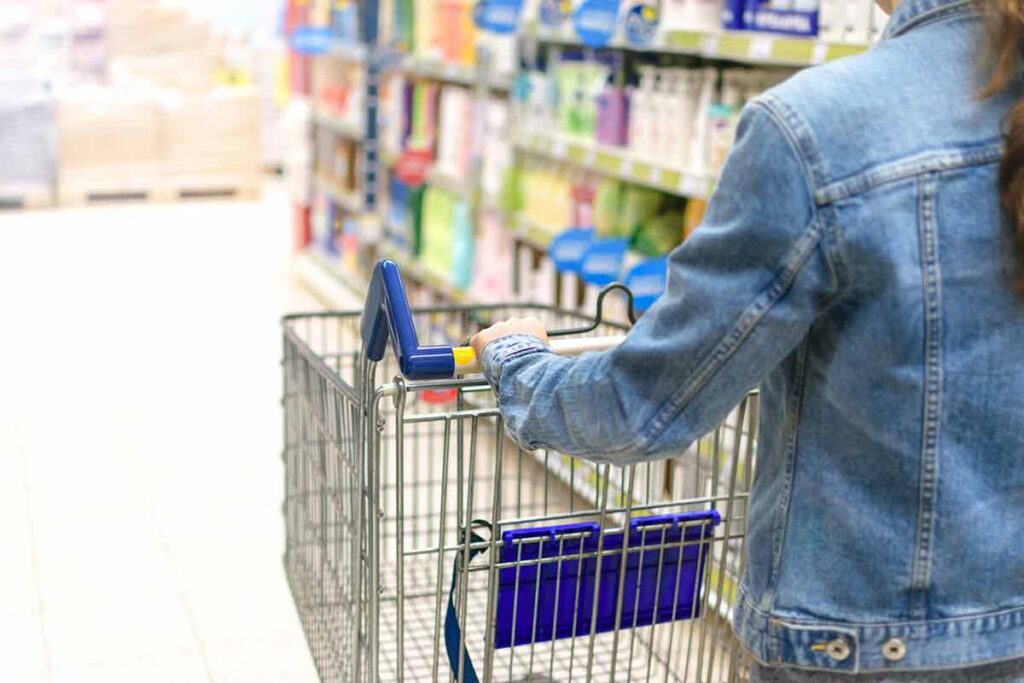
[452, 346, 477, 368]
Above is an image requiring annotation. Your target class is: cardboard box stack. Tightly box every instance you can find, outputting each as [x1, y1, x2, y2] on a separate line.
[56, 1, 262, 203]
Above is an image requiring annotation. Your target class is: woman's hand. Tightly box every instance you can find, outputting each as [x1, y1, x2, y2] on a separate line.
[470, 317, 549, 358]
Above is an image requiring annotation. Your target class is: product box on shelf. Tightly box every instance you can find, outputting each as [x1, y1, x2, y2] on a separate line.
[57, 87, 163, 177]
[57, 86, 263, 202]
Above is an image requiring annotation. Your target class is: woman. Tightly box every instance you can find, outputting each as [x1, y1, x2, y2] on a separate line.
[470, 0, 1024, 679]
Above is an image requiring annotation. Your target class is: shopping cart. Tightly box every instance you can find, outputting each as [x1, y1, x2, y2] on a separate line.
[282, 259, 757, 682]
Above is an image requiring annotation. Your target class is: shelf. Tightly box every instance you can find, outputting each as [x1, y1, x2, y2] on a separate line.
[663, 30, 869, 66]
[327, 40, 366, 63]
[524, 24, 870, 68]
[424, 167, 473, 199]
[514, 215, 558, 251]
[315, 173, 364, 213]
[313, 110, 364, 140]
[514, 131, 717, 200]
[395, 55, 513, 92]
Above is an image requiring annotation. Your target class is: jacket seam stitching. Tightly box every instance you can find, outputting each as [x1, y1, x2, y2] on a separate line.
[757, 96, 851, 297]
[886, 0, 975, 39]
[754, 97, 828, 190]
[739, 593, 1024, 630]
[908, 173, 943, 620]
[767, 338, 811, 605]
[815, 146, 1003, 204]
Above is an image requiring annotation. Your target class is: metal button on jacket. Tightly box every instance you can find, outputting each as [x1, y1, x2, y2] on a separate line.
[883, 638, 907, 662]
[827, 638, 851, 662]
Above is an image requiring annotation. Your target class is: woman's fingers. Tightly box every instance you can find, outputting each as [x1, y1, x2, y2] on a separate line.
[470, 317, 549, 357]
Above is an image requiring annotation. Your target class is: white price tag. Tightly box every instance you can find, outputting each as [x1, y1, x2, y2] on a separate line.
[445, 63, 460, 78]
[621, 160, 634, 177]
[749, 37, 773, 60]
[553, 138, 567, 158]
[704, 34, 720, 57]
[650, 166, 663, 185]
[678, 174, 701, 197]
[812, 43, 829, 65]
[583, 149, 596, 166]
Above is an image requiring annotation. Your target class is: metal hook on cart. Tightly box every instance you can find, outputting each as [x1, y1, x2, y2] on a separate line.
[458, 282, 639, 347]
[548, 282, 638, 338]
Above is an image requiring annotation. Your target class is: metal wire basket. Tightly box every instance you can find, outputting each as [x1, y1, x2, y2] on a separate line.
[282, 260, 756, 682]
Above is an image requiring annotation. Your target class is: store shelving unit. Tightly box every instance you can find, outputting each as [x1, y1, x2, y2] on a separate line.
[292, 5, 874, 310]
[315, 172, 363, 213]
[524, 24, 869, 67]
[514, 130, 717, 200]
[313, 109, 364, 140]
[397, 54, 514, 91]
[661, 29, 868, 65]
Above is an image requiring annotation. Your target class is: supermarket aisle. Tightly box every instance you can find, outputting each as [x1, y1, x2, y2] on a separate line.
[0, 186, 340, 682]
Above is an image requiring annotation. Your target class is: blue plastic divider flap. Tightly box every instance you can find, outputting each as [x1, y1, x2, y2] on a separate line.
[494, 510, 721, 648]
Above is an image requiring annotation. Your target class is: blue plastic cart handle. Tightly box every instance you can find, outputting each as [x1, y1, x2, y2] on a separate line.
[360, 259, 457, 380]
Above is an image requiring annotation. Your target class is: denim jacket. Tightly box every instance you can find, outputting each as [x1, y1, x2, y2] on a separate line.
[482, 0, 1024, 674]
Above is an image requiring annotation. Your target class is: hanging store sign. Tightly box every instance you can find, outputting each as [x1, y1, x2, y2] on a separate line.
[573, 0, 621, 47]
[549, 228, 594, 273]
[580, 237, 628, 286]
[624, 256, 668, 312]
[394, 149, 433, 186]
[474, 0, 525, 34]
[289, 26, 331, 54]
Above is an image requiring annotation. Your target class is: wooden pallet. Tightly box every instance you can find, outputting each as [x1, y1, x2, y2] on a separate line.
[58, 172, 262, 206]
[0, 184, 55, 210]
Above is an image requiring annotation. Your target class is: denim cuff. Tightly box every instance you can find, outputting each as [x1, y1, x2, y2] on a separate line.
[480, 334, 551, 388]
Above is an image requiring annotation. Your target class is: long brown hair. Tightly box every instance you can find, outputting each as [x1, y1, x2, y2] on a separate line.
[979, 0, 1024, 292]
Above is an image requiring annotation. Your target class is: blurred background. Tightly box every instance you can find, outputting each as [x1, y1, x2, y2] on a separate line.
[0, 0, 879, 680]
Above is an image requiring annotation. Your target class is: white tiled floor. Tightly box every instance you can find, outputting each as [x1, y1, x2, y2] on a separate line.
[0, 184, 345, 681]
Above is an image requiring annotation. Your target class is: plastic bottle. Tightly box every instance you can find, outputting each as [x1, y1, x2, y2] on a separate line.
[689, 68, 717, 174]
[844, 0, 873, 43]
[629, 66, 655, 161]
[818, 0, 845, 42]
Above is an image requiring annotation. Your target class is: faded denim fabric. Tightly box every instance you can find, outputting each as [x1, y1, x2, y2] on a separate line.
[481, 0, 1024, 675]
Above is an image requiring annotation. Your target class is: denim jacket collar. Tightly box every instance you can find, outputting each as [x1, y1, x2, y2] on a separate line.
[883, 0, 975, 39]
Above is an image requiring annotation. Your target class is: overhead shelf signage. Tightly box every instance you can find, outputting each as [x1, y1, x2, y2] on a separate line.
[474, 0, 525, 34]
[549, 228, 595, 273]
[573, 0, 621, 47]
[290, 26, 332, 55]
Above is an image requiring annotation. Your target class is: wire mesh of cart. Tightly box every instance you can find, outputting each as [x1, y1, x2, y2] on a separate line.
[282, 260, 757, 682]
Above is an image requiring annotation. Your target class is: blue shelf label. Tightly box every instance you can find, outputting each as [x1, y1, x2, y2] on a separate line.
[742, 1, 818, 36]
[624, 256, 668, 312]
[573, 0, 621, 48]
[722, 0, 746, 29]
[474, 0, 524, 34]
[581, 237, 628, 286]
[624, 3, 658, 47]
[549, 228, 594, 274]
[290, 26, 332, 55]
[539, 0, 573, 28]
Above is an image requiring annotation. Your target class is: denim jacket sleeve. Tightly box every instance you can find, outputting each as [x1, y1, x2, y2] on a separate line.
[482, 99, 844, 464]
